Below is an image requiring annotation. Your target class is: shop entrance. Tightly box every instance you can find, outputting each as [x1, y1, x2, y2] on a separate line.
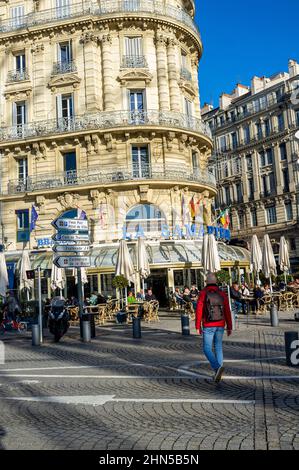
[145, 269, 168, 307]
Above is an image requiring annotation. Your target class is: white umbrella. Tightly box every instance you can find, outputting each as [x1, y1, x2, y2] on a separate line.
[201, 233, 221, 274]
[137, 237, 150, 292]
[19, 250, 34, 299]
[74, 267, 88, 285]
[250, 235, 262, 283]
[0, 252, 8, 297]
[262, 234, 277, 293]
[51, 259, 66, 295]
[115, 239, 135, 306]
[279, 236, 290, 285]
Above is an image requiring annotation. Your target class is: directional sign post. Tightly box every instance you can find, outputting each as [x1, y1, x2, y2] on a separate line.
[53, 245, 91, 253]
[51, 218, 89, 231]
[53, 256, 91, 268]
[52, 233, 90, 242]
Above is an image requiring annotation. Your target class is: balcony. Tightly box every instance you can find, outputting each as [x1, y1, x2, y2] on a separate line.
[52, 61, 77, 75]
[0, 1, 200, 39]
[4, 165, 217, 196]
[180, 67, 192, 81]
[0, 110, 212, 143]
[7, 69, 29, 83]
[121, 55, 148, 69]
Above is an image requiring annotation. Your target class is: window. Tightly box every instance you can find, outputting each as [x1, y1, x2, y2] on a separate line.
[59, 41, 72, 63]
[125, 36, 143, 56]
[63, 152, 77, 184]
[266, 148, 273, 165]
[256, 122, 263, 139]
[290, 238, 296, 251]
[277, 113, 285, 131]
[238, 212, 245, 229]
[18, 158, 28, 184]
[124, 0, 141, 11]
[219, 136, 226, 152]
[282, 168, 290, 192]
[260, 151, 266, 167]
[10, 5, 25, 28]
[244, 125, 250, 144]
[16, 209, 30, 242]
[266, 206, 277, 224]
[236, 182, 243, 203]
[246, 155, 252, 171]
[56, 0, 70, 18]
[132, 146, 150, 178]
[296, 110, 299, 127]
[269, 173, 276, 193]
[224, 186, 231, 205]
[129, 90, 145, 113]
[285, 201, 293, 221]
[57, 94, 74, 127]
[251, 209, 258, 227]
[231, 132, 238, 150]
[264, 119, 271, 137]
[280, 143, 287, 161]
[192, 152, 199, 173]
[15, 53, 25, 71]
[261, 175, 269, 196]
[126, 203, 165, 235]
[248, 178, 254, 200]
[219, 115, 225, 126]
[184, 98, 193, 117]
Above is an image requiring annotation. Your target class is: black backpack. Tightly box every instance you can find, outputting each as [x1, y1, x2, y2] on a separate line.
[204, 290, 225, 322]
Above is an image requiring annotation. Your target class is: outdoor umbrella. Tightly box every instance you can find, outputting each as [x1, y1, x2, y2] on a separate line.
[0, 251, 8, 298]
[137, 237, 150, 293]
[19, 250, 34, 299]
[262, 234, 277, 293]
[51, 258, 66, 296]
[115, 239, 136, 306]
[201, 233, 221, 274]
[279, 236, 290, 285]
[250, 235, 262, 284]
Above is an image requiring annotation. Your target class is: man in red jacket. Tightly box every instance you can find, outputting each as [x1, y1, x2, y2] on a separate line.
[196, 272, 233, 383]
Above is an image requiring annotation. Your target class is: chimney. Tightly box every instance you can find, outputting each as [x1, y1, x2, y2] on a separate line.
[201, 103, 214, 115]
[289, 59, 299, 78]
[233, 84, 250, 98]
[220, 93, 232, 110]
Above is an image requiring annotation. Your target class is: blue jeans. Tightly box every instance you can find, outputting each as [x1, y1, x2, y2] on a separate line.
[203, 327, 225, 371]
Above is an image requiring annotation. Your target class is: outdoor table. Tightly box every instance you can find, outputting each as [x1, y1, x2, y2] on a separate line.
[241, 296, 256, 327]
[127, 302, 145, 318]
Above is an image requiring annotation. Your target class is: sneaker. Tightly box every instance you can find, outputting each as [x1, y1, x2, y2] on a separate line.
[214, 366, 225, 383]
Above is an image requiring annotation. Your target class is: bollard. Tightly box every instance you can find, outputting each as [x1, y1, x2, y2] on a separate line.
[270, 303, 279, 327]
[181, 314, 190, 336]
[82, 320, 91, 342]
[285, 331, 299, 367]
[133, 316, 142, 339]
[32, 324, 40, 346]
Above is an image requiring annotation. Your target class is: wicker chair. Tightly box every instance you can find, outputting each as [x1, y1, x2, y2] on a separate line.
[68, 306, 79, 326]
[257, 295, 272, 314]
[280, 292, 295, 312]
[184, 301, 195, 321]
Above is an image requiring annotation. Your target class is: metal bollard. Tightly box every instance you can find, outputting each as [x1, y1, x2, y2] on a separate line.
[82, 320, 91, 342]
[285, 331, 299, 367]
[270, 303, 279, 327]
[32, 324, 40, 346]
[133, 316, 142, 339]
[181, 314, 190, 336]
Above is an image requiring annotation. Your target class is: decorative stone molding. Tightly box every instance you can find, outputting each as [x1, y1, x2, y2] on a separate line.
[100, 34, 112, 46]
[80, 31, 100, 45]
[166, 132, 176, 150]
[117, 69, 153, 87]
[48, 73, 81, 92]
[179, 80, 196, 99]
[139, 185, 150, 203]
[35, 195, 45, 214]
[57, 192, 80, 209]
[103, 133, 115, 152]
[4, 88, 32, 100]
[179, 134, 188, 151]
[31, 43, 45, 55]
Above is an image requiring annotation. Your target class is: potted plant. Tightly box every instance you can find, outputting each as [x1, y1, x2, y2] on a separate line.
[112, 275, 129, 310]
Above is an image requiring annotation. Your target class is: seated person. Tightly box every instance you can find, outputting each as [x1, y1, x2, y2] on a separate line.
[136, 289, 145, 301]
[145, 289, 156, 302]
[89, 292, 98, 305]
[182, 287, 191, 303]
[127, 291, 136, 304]
[174, 287, 184, 307]
[97, 292, 107, 304]
[230, 282, 246, 317]
[262, 283, 271, 295]
[190, 285, 199, 310]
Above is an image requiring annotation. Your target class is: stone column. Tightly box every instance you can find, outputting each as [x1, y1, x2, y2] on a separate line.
[80, 32, 101, 112]
[167, 38, 181, 113]
[191, 54, 201, 118]
[100, 34, 115, 111]
[273, 142, 283, 195]
[155, 33, 170, 111]
[31, 42, 46, 121]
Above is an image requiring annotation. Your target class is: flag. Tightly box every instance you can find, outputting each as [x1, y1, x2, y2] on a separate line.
[77, 208, 87, 220]
[220, 210, 226, 227]
[181, 194, 187, 225]
[189, 196, 196, 219]
[225, 210, 230, 229]
[30, 205, 38, 232]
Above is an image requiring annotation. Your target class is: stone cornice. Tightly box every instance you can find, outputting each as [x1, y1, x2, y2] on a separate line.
[117, 69, 153, 86]
[48, 73, 81, 92]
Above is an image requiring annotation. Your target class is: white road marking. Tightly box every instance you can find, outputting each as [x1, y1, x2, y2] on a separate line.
[0, 395, 255, 406]
[0, 364, 161, 372]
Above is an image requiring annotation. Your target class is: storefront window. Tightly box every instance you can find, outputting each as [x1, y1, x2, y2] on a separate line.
[126, 204, 166, 237]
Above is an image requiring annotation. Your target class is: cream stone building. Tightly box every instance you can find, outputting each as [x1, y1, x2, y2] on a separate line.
[202, 60, 299, 273]
[0, 0, 249, 304]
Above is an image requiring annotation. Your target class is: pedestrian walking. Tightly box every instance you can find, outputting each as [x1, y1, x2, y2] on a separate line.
[195, 273, 232, 383]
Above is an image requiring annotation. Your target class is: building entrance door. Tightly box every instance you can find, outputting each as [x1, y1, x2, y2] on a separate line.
[145, 269, 168, 307]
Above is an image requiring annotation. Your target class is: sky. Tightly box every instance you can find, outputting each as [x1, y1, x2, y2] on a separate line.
[196, 0, 299, 108]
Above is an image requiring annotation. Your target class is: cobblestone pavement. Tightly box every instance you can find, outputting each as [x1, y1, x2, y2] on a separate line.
[0, 312, 298, 450]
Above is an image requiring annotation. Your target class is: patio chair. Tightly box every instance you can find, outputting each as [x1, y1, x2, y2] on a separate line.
[68, 306, 79, 326]
[96, 305, 107, 325]
[126, 304, 139, 323]
[184, 301, 195, 321]
[257, 295, 272, 314]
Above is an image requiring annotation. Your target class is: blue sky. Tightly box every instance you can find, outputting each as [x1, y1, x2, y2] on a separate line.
[196, 0, 299, 107]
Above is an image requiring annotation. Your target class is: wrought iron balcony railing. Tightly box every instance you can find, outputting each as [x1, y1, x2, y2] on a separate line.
[7, 69, 29, 83]
[52, 61, 77, 75]
[121, 55, 148, 68]
[5, 165, 216, 196]
[180, 67, 192, 81]
[0, 1, 200, 39]
[0, 110, 212, 142]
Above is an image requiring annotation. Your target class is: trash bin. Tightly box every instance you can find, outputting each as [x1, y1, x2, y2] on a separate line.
[181, 314, 190, 336]
[32, 324, 40, 346]
[133, 316, 141, 339]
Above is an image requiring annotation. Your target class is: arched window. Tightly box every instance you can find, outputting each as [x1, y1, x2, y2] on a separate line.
[125, 204, 166, 236]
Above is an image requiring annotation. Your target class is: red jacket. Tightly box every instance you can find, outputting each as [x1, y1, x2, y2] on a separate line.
[195, 285, 233, 332]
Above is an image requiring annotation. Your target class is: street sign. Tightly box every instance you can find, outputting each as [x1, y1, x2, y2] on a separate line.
[52, 233, 90, 242]
[53, 245, 91, 253]
[51, 218, 89, 231]
[53, 256, 91, 268]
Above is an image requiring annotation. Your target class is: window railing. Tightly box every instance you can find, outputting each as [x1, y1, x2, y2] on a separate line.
[0, 1, 200, 39]
[5, 164, 216, 195]
[7, 69, 29, 82]
[52, 61, 77, 75]
[180, 67, 192, 81]
[0, 110, 212, 142]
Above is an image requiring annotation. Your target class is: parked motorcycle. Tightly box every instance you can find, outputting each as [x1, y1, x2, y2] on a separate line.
[48, 297, 69, 342]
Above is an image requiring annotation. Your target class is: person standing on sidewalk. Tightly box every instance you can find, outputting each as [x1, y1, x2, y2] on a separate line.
[195, 273, 233, 383]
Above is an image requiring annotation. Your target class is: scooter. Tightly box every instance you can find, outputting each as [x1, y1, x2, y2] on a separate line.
[48, 297, 69, 342]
